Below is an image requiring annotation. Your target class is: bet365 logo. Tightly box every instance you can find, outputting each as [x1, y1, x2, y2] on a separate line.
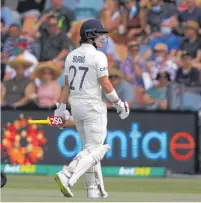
[49, 116, 64, 126]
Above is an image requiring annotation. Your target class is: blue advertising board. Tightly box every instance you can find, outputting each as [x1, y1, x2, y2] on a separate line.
[1, 110, 199, 174]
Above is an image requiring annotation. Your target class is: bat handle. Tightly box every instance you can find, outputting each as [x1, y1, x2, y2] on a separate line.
[27, 119, 50, 125]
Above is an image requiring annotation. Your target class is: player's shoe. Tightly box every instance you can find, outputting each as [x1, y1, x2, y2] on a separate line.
[55, 171, 74, 197]
[87, 185, 108, 198]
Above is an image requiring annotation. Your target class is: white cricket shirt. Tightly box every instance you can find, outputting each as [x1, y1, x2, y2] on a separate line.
[64, 43, 108, 105]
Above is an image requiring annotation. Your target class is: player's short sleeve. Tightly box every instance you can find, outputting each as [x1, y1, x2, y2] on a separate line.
[95, 51, 108, 78]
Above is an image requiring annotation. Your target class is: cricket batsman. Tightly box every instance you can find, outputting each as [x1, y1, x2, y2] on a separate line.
[54, 19, 130, 198]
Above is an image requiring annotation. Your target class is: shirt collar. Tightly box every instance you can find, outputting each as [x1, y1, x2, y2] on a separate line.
[81, 43, 96, 50]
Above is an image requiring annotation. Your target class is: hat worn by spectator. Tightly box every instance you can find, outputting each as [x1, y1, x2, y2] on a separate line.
[34, 61, 62, 80]
[183, 20, 199, 31]
[7, 54, 33, 69]
[109, 67, 125, 79]
[153, 43, 168, 52]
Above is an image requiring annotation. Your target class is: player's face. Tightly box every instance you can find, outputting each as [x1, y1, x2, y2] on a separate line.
[94, 35, 108, 48]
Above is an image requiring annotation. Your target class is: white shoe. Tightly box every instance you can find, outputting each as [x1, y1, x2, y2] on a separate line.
[87, 185, 108, 198]
[55, 171, 74, 197]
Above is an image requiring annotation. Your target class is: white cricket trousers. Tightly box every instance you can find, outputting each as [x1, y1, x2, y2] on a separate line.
[71, 101, 107, 148]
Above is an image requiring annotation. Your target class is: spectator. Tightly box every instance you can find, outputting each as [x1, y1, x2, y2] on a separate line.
[41, 0, 75, 34]
[175, 51, 200, 85]
[33, 61, 62, 108]
[39, 15, 73, 62]
[120, 41, 146, 87]
[146, 19, 181, 58]
[146, 0, 177, 34]
[148, 43, 178, 81]
[179, 20, 201, 68]
[100, 0, 121, 34]
[104, 67, 136, 108]
[178, 0, 201, 28]
[1, 54, 36, 108]
[120, 0, 146, 41]
[2, 24, 35, 58]
[98, 36, 120, 68]
[142, 71, 170, 109]
[4, 48, 38, 81]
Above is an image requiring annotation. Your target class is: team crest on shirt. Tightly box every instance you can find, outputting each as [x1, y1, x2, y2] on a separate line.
[100, 67, 107, 71]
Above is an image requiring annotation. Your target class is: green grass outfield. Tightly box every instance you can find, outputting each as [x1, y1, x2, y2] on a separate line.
[1, 175, 201, 202]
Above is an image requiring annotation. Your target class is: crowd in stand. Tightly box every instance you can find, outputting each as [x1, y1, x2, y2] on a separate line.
[1, 0, 201, 110]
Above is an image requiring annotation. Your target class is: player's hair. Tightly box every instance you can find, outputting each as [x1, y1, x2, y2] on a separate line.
[80, 30, 102, 48]
[80, 38, 98, 48]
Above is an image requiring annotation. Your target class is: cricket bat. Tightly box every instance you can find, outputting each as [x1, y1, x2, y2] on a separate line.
[27, 116, 75, 127]
[27, 116, 64, 127]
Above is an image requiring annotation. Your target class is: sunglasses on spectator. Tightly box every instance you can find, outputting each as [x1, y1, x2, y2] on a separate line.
[157, 74, 171, 81]
[43, 71, 53, 75]
[129, 45, 139, 50]
[109, 75, 119, 79]
[153, 49, 165, 53]
[158, 75, 167, 79]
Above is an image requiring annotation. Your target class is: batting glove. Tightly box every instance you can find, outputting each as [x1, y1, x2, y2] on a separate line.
[113, 100, 130, 119]
[54, 102, 74, 121]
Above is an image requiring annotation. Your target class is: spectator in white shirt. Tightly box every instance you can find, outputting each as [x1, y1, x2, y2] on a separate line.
[148, 43, 178, 82]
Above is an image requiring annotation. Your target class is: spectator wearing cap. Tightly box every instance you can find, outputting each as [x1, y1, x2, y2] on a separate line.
[119, 41, 147, 87]
[179, 20, 201, 69]
[120, 0, 146, 40]
[41, 0, 75, 34]
[104, 67, 137, 108]
[175, 51, 200, 86]
[146, 0, 177, 34]
[38, 15, 73, 62]
[4, 50, 38, 82]
[148, 43, 178, 81]
[33, 61, 62, 108]
[145, 19, 181, 59]
[178, 0, 201, 29]
[142, 71, 171, 109]
[1, 54, 36, 108]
